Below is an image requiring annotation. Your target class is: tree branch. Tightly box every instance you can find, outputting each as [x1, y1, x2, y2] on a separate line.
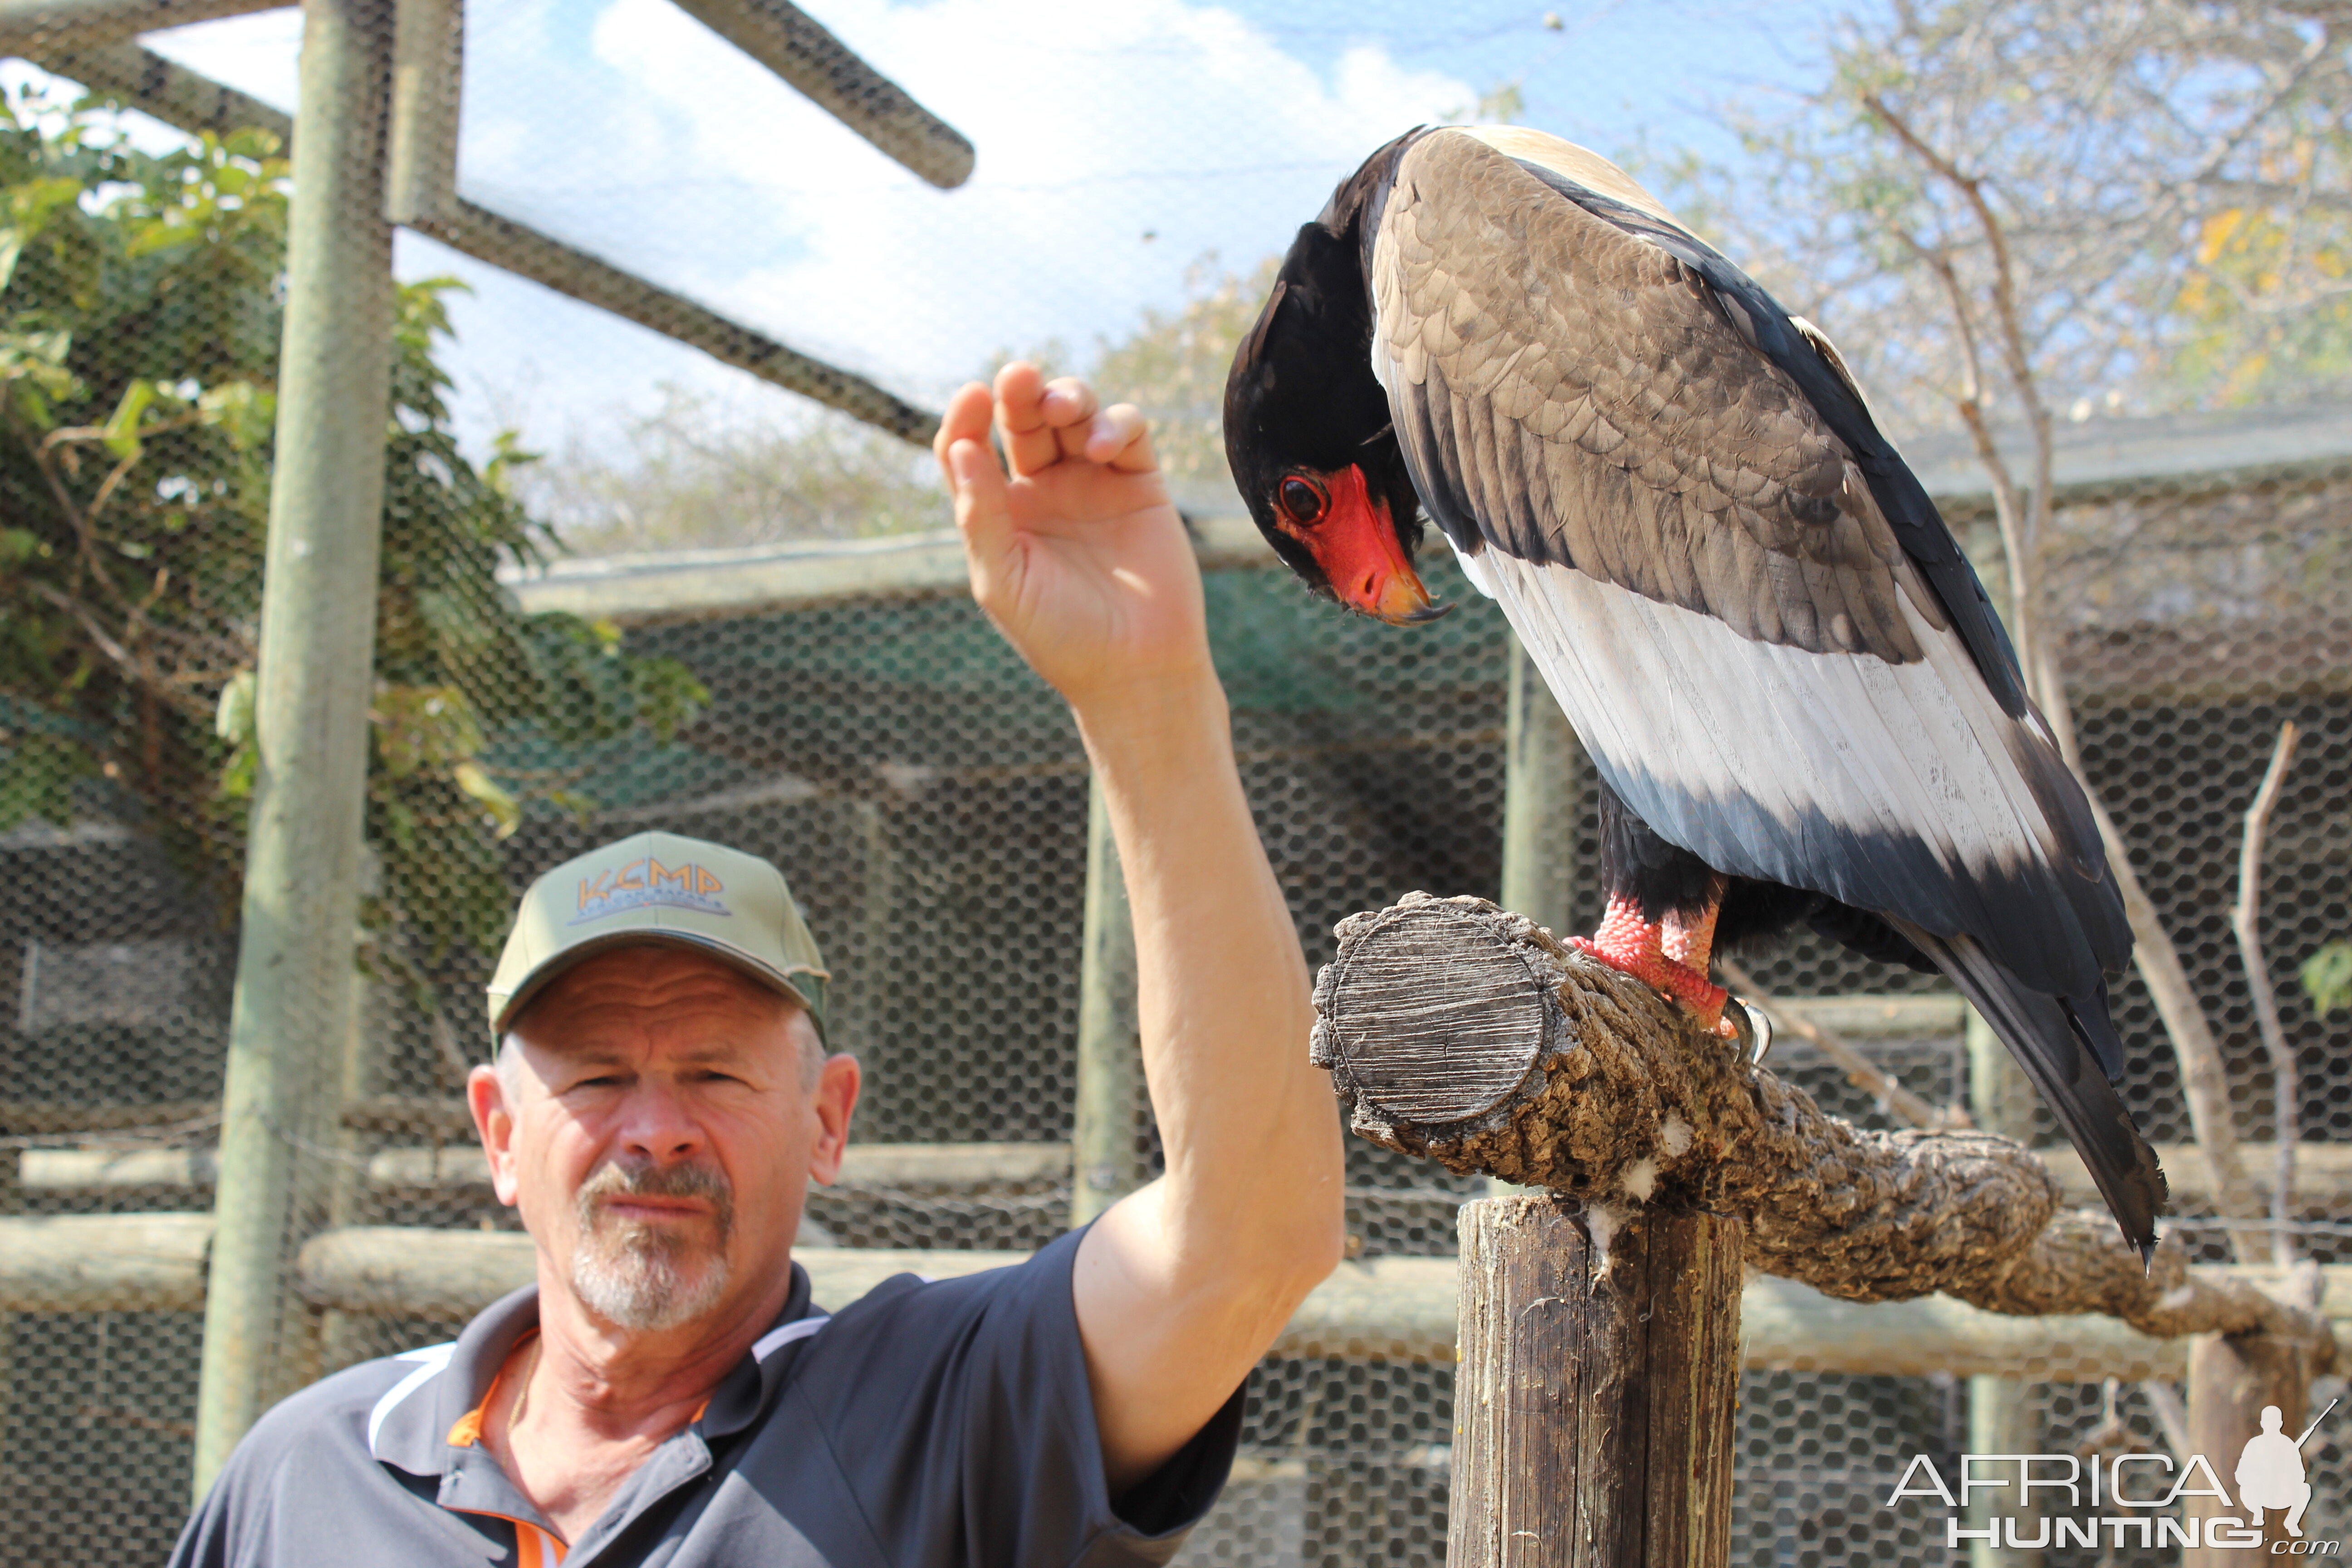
[1862, 83, 2270, 1262]
[2234, 721, 2304, 1266]
[1315, 893, 2332, 1360]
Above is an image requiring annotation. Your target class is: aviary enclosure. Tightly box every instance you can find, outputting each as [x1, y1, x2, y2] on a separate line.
[0, 0, 2348, 1563]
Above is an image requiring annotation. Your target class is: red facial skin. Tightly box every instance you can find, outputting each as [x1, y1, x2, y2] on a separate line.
[1272, 465, 1438, 624]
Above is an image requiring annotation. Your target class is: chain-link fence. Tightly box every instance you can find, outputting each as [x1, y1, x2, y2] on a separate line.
[5, 442, 2349, 1564]
[4, 0, 2352, 1564]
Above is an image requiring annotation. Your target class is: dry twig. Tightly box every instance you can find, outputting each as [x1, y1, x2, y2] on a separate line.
[2234, 720, 2305, 1264]
[1714, 957, 1960, 1132]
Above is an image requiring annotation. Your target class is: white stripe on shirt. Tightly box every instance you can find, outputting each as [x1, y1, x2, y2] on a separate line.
[367, 1343, 456, 1455]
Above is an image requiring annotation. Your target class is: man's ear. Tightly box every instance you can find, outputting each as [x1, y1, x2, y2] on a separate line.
[807, 1053, 861, 1187]
[468, 1060, 522, 1208]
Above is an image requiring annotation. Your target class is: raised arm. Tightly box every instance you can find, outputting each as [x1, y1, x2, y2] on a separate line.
[936, 364, 1345, 1491]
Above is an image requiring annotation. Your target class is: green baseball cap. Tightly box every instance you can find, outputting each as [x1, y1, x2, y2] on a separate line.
[486, 830, 829, 1041]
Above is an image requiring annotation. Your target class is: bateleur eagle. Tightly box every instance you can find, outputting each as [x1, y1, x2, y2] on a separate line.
[1222, 124, 2166, 1256]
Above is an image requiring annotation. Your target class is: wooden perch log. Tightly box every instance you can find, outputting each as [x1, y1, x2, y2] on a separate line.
[1313, 893, 2334, 1366]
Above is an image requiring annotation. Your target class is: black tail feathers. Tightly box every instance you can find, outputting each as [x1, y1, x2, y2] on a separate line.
[1889, 922, 2167, 1255]
[2066, 979, 2129, 1081]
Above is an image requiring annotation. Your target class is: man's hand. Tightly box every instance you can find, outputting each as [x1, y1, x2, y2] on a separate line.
[940, 365, 1344, 1497]
[933, 363, 1210, 709]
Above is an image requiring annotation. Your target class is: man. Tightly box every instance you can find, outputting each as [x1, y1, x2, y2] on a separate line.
[169, 365, 1347, 1566]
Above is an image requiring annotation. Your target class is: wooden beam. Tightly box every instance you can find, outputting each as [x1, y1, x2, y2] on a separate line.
[5, 1214, 2348, 1380]
[25, 1118, 2351, 1222]
[420, 200, 942, 442]
[33, 33, 944, 445]
[0, 1212, 213, 1312]
[30, 36, 291, 137]
[664, 0, 972, 189]
[2041, 1143, 2352, 1212]
[1740, 1274, 2190, 1380]
[0, 1100, 216, 1135]
[19, 1139, 1074, 1191]
[1787, 993, 1965, 1038]
[0, 0, 284, 54]
[22, 1125, 2348, 1217]
[501, 514, 1276, 624]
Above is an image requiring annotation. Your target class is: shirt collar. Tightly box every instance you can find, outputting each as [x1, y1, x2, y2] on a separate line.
[369, 1262, 824, 1475]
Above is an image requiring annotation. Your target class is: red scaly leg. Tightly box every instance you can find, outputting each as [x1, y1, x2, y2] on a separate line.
[1571, 884, 1733, 1035]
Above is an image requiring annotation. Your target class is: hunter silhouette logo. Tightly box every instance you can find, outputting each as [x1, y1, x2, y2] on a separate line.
[2239, 1401, 2332, 1539]
[1886, 1397, 2340, 1553]
[572, 857, 731, 923]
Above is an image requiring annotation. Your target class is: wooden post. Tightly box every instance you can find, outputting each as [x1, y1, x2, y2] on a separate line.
[2183, 1333, 2313, 1563]
[1965, 1005, 2042, 1568]
[1451, 1196, 1742, 1567]
[191, 0, 397, 1498]
[1070, 773, 1147, 1225]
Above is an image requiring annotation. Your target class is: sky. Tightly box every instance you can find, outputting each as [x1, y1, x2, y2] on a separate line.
[15, 0, 1850, 463]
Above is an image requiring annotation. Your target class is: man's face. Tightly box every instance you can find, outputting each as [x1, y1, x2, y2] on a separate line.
[468, 946, 858, 1339]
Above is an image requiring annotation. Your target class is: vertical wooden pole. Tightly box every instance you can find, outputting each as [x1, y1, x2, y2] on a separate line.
[1071, 772, 1146, 1225]
[1499, 638, 1581, 941]
[310, 858, 383, 1383]
[1494, 639, 1582, 1199]
[2183, 1334, 2312, 1563]
[1451, 1196, 1742, 1568]
[191, 0, 397, 1499]
[1964, 1005, 2041, 1568]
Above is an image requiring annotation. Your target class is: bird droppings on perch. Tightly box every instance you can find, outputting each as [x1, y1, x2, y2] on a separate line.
[1311, 892, 2337, 1365]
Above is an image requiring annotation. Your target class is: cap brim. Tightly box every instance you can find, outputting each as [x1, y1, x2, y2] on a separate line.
[490, 930, 824, 1040]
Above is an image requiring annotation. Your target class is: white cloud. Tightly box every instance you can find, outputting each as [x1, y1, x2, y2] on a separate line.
[20, 0, 1474, 457]
[143, 6, 303, 111]
[451, 0, 1470, 408]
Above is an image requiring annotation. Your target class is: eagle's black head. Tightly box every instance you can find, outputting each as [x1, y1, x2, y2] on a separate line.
[1223, 142, 1441, 625]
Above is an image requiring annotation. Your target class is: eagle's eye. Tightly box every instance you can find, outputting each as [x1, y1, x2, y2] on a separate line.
[1279, 475, 1328, 526]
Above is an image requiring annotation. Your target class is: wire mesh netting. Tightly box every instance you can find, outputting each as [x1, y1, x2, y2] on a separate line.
[4, 461, 2349, 1563]
[3, 0, 2352, 1564]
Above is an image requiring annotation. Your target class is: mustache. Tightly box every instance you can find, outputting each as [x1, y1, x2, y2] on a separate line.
[576, 1158, 734, 1229]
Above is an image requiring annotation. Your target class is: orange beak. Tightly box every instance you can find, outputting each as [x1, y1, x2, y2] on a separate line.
[1284, 466, 1445, 625]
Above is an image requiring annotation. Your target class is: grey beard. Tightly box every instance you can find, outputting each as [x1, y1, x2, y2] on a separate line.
[568, 1159, 735, 1333]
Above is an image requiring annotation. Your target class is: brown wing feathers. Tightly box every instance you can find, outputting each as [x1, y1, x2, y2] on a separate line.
[1376, 131, 1925, 664]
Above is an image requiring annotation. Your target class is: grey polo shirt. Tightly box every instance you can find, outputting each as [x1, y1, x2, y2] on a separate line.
[167, 1228, 1244, 1568]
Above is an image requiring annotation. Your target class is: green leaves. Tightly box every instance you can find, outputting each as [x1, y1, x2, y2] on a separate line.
[2305, 942, 2352, 1019]
[214, 668, 256, 798]
[121, 127, 289, 259]
[0, 173, 83, 294]
[2, 101, 711, 974]
[1, 326, 78, 427]
[371, 682, 484, 778]
[449, 760, 520, 840]
[100, 376, 154, 461]
[196, 379, 273, 450]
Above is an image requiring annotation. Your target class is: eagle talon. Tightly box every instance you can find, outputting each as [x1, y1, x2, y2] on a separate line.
[1722, 997, 1771, 1062]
